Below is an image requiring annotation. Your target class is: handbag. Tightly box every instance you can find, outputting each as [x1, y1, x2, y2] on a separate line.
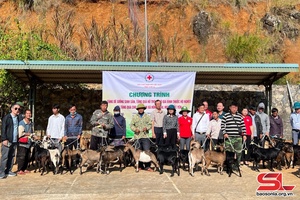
[19, 136, 28, 144]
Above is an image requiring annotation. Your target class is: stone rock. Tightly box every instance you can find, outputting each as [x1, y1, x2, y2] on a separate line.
[261, 13, 281, 33]
[192, 11, 211, 44]
[290, 10, 300, 20]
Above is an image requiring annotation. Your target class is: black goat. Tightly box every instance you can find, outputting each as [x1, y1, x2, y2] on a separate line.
[99, 146, 126, 174]
[225, 151, 241, 177]
[156, 145, 180, 177]
[33, 144, 51, 175]
[179, 149, 189, 171]
[250, 140, 284, 172]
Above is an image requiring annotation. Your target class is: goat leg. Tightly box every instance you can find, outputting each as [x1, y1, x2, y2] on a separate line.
[159, 162, 164, 175]
[170, 164, 175, 177]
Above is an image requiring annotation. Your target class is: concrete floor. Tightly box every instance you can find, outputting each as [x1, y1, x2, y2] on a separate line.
[0, 161, 299, 200]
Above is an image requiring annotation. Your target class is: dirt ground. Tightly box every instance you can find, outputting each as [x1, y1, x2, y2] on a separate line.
[0, 152, 299, 200]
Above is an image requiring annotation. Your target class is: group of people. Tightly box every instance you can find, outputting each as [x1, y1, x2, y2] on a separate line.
[0, 99, 300, 178]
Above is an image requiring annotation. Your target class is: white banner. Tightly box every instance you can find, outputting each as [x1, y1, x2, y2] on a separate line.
[103, 71, 196, 137]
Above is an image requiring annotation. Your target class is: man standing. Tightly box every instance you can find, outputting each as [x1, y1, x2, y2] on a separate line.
[16, 101, 25, 122]
[90, 101, 114, 150]
[221, 102, 246, 165]
[257, 102, 270, 148]
[257, 102, 270, 136]
[0, 103, 21, 179]
[130, 103, 153, 171]
[46, 104, 65, 153]
[192, 104, 210, 149]
[17, 109, 34, 175]
[203, 101, 212, 119]
[64, 104, 83, 150]
[269, 108, 283, 139]
[249, 106, 263, 144]
[151, 100, 165, 145]
[290, 102, 300, 146]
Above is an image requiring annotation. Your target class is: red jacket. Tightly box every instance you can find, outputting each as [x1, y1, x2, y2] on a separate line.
[178, 116, 192, 138]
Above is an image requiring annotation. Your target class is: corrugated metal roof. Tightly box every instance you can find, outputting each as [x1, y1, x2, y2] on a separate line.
[0, 60, 298, 85]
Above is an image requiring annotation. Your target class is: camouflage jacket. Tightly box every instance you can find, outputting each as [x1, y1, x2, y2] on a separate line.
[90, 109, 114, 138]
[130, 113, 152, 139]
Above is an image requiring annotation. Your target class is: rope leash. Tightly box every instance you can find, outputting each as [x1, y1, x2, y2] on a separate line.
[226, 137, 247, 153]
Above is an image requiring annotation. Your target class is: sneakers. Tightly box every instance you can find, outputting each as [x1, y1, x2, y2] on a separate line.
[0, 173, 7, 179]
[24, 170, 31, 173]
[6, 171, 17, 177]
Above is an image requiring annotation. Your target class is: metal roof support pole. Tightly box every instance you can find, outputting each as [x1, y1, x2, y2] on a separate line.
[264, 83, 272, 115]
[28, 77, 37, 129]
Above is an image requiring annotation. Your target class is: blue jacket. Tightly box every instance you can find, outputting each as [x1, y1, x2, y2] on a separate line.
[110, 114, 126, 138]
[65, 113, 83, 137]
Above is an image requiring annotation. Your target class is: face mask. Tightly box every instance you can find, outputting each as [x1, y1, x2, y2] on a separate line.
[114, 112, 120, 115]
[70, 112, 77, 116]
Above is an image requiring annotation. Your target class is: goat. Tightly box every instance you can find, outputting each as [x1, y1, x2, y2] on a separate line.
[225, 151, 241, 177]
[79, 146, 114, 174]
[98, 146, 126, 174]
[156, 145, 180, 177]
[79, 149, 101, 174]
[61, 147, 82, 174]
[204, 145, 226, 176]
[250, 140, 284, 172]
[48, 148, 61, 175]
[275, 142, 294, 170]
[188, 141, 205, 177]
[124, 142, 160, 172]
[33, 143, 51, 176]
[179, 149, 189, 171]
[80, 133, 91, 150]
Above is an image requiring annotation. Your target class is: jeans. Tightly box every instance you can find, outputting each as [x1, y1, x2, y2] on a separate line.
[195, 133, 206, 149]
[0, 142, 17, 175]
[292, 130, 300, 145]
[179, 137, 192, 151]
[137, 138, 151, 169]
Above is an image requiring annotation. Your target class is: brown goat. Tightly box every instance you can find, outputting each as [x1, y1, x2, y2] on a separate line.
[204, 145, 226, 176]
[98, 146, 126, 174]
[61, 148, 81, 174]
[124, 142, 160, 172]
[80, 133, 91, 150]
[188, 141, 205, 177]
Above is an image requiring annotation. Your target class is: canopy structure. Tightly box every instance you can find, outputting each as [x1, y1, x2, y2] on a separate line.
[0, 60, 298, 85]
[0, 60, 298, 122]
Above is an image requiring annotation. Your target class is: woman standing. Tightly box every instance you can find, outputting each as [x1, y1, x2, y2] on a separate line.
[241, 108, 253, 165]
[17, 109, 34, 175]
[163, 105, 178, 148]
[178, 106, 192, 151]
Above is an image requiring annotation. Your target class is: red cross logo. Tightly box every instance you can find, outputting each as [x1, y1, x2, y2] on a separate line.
[145, 73, 154, 82]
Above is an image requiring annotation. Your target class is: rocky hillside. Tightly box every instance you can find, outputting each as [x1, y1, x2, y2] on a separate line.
[0, 0, 299, 81]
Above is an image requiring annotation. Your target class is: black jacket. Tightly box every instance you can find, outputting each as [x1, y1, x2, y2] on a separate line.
[1, 113, 18, 142]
